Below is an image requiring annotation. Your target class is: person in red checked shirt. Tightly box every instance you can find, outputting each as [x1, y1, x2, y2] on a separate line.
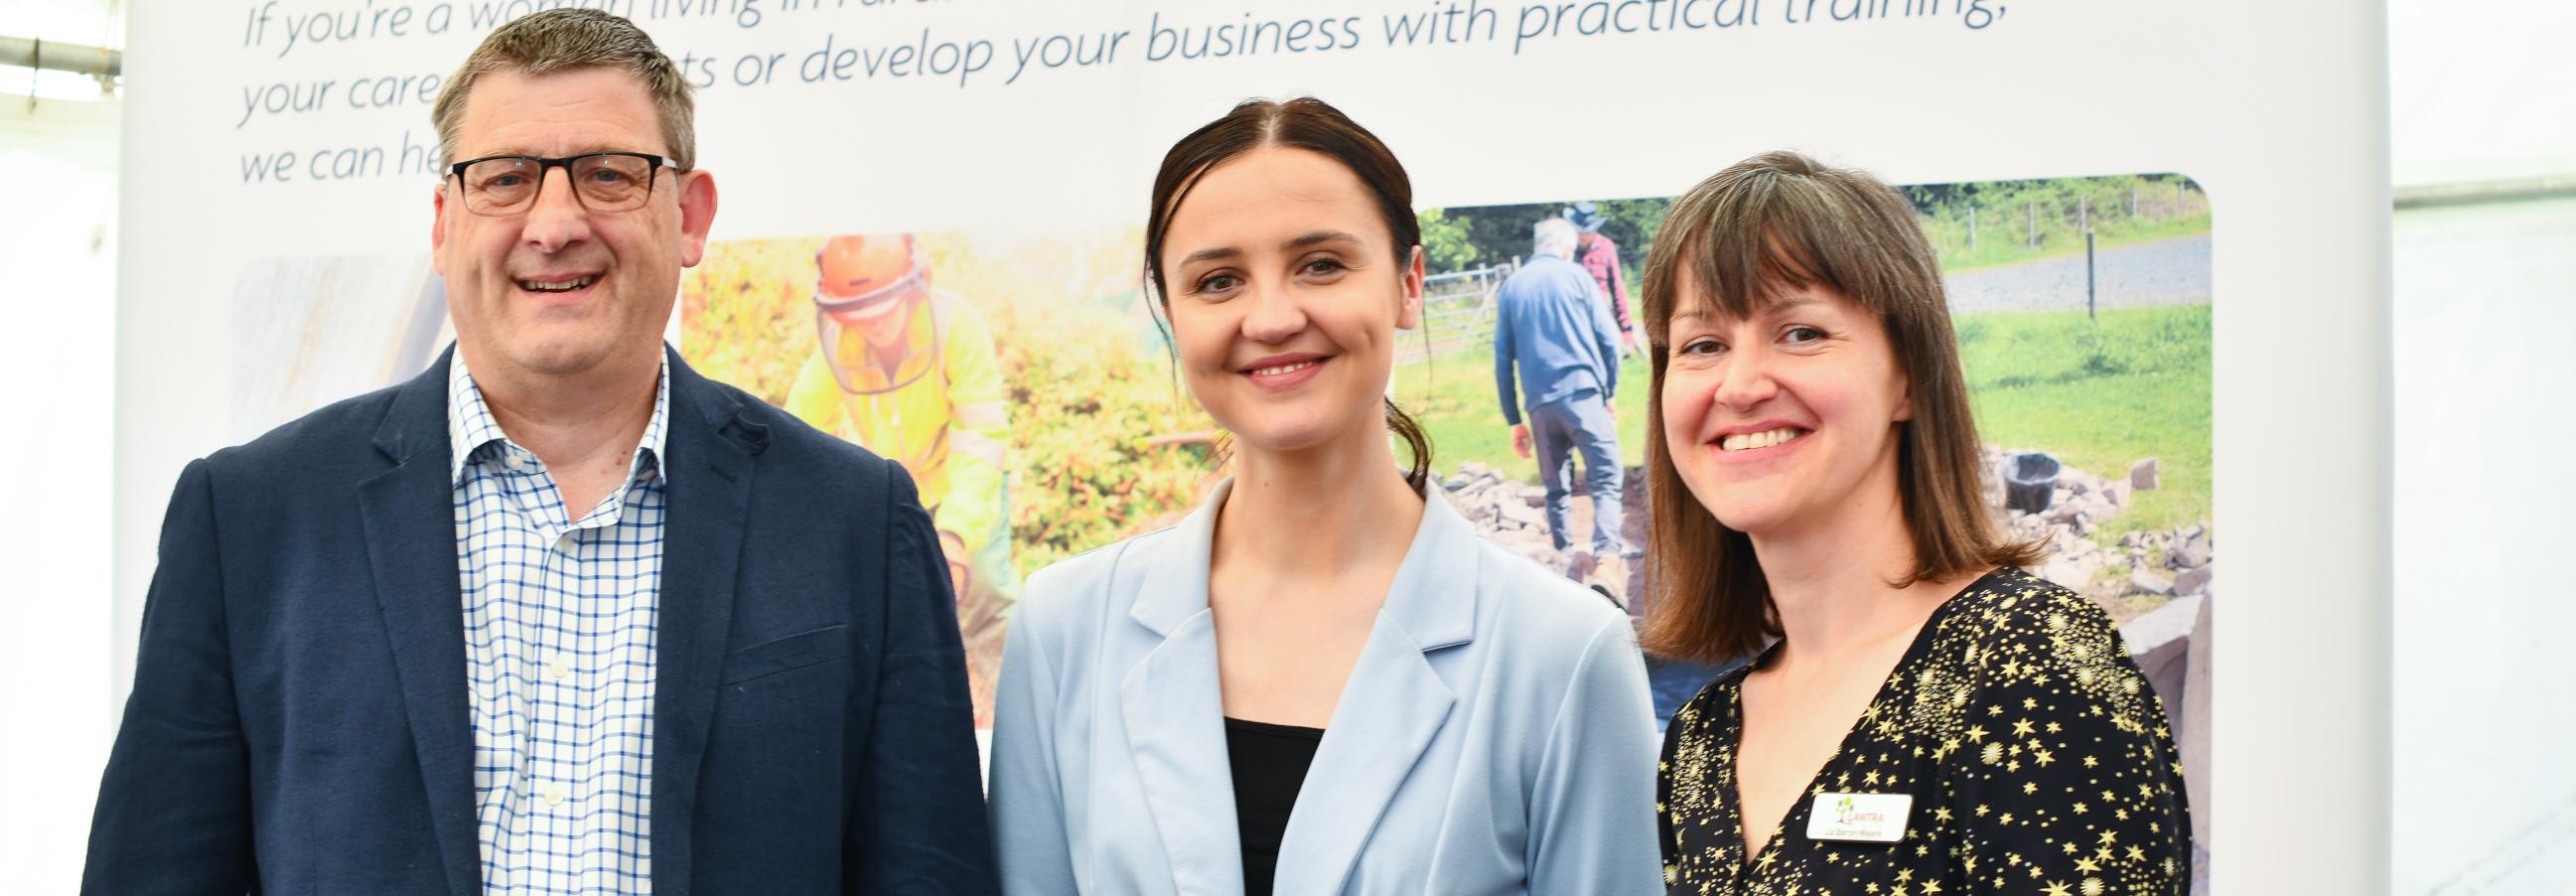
[1563, 201, 1642, 357]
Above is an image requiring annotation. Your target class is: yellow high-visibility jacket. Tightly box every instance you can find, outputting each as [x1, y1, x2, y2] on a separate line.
[785, 289, 1011, 556]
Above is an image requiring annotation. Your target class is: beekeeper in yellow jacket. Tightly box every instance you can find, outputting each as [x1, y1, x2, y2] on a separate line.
[785, 233, 1015, 720]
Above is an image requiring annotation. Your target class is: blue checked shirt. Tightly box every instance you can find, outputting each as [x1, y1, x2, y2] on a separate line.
[450, 353, 669, 894]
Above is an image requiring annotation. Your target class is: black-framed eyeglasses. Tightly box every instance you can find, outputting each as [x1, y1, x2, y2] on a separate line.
[446, 151, 681, 216]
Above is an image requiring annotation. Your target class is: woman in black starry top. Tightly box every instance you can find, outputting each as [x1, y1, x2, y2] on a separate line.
[1634, 152, 2190, 895]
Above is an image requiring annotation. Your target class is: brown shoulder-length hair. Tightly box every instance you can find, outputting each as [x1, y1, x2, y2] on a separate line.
[1142, 97, 1434, 495]
[1638, 150, 2044, 664]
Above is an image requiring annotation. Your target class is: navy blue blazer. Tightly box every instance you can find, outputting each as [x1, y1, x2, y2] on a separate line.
[84, 347, 999, 895]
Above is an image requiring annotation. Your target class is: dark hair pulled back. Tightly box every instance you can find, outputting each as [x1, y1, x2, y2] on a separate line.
[1142, 96, 1434, 495]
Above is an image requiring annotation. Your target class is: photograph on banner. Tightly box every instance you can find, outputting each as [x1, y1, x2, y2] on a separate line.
[678, 226, 1217, 729]
[231, 254, 455, 442]
[1417, 174, 2214, 883]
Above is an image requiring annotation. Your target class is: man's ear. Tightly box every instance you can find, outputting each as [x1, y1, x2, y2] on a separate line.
[675, 169, 720, 267]
[430, 183, 450, 276]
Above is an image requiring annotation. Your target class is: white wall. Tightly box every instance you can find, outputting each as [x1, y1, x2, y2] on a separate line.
[2387, 2, 2576, 892]
[2390, 199, 2576, 894]
[2388, 2, 2576, 186]
[0, 93, 121, 896]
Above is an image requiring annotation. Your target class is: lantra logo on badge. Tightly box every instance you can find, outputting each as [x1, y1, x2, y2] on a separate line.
[1832, 796, 1888, 826]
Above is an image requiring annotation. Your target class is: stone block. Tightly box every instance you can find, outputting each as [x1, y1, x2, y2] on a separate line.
[2175, 563, 2214, 596]
[2130, 567, 2174, 595]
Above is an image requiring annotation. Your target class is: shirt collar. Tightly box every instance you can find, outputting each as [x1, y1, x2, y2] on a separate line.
[446, 348, 672, 487]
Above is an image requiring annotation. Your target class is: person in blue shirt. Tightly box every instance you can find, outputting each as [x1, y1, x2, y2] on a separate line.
[985, 96, 1662, 895]
[1495, 216, 1636, 562]
[82, 10, 994, 894]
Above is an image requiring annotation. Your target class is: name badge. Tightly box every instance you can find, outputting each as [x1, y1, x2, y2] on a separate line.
[1806, 792, 1913, 843]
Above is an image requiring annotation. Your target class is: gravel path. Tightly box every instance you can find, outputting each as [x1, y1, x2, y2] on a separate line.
[1944, 233, 2212, 315]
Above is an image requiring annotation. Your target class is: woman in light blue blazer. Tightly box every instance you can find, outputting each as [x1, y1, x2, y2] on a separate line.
[986, 96, 1663, 896]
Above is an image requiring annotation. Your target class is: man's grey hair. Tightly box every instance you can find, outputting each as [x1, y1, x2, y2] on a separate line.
[1532, 216, 1580, 259]
[430, 8, 697, 169]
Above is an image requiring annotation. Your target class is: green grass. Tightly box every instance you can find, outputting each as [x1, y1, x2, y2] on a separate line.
[1957, 304, 2213, 535]
[1391, 303, 2213, 537]
[1929, 216, 2213, 274]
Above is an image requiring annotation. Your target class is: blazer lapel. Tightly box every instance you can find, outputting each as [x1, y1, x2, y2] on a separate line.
[647, 349, 763, 896]
[1272, 490, 1481, 896]
[1120, 482, 1245, 896]
[358, 349, 483, 896]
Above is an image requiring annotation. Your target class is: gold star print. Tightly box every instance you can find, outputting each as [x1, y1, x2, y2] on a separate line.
[2098, 830, 2119, 846]
[1648, 569, 2188, 894]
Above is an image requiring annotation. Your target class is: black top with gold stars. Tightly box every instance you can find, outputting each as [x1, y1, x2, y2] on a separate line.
[1658, 567, 2190, 895]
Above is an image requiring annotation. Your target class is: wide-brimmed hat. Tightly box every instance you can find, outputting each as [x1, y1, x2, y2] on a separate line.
[1562, 201, 1608, 233]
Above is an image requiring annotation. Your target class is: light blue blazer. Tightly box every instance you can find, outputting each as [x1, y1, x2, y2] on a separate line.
[988, 480, 1663, 895]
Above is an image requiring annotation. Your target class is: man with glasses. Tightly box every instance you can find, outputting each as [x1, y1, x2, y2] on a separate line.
[83, 9, 999, 894]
